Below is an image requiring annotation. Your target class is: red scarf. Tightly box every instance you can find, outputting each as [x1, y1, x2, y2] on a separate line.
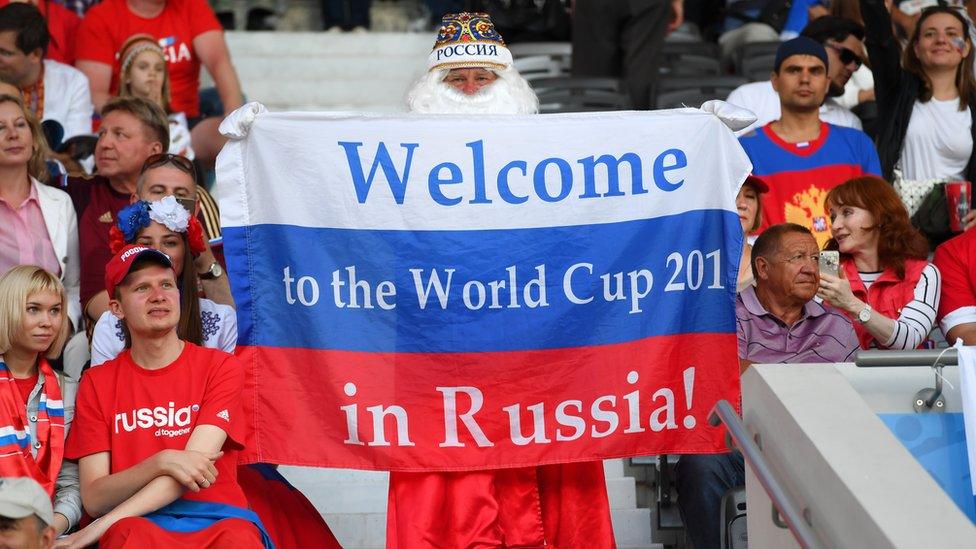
[0, 357, 64, 496]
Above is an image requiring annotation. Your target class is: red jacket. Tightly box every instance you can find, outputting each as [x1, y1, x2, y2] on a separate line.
[842, 258, 928, 349]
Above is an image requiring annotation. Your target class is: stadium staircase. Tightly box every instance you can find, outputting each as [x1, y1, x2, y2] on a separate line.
[207, 31, 434, 112]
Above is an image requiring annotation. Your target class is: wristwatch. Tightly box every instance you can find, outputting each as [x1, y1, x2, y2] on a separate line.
[200, 261, 224, 280]
[857, 305, 872, 324]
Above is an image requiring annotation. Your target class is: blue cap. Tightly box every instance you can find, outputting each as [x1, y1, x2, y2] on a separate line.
[774, 36, 829, 72]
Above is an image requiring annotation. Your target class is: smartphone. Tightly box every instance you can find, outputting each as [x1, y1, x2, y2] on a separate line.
[175, 196, 197, 214]
[819, 251, 839, 277]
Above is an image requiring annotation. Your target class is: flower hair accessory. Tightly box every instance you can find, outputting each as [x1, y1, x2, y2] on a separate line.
[115, 200, 152, 242]
[149, 196, 190, 232]
[110, 197, 207, 256]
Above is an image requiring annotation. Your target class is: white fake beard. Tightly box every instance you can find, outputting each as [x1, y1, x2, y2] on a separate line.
[406, 68, 539, 115]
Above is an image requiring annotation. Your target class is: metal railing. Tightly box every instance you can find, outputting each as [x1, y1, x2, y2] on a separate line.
[855, 349, 957, 368]
[709, 400, 825, 549]
[854, 349, 958, 411]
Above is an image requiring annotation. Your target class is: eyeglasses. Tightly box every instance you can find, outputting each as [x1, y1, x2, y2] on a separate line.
[779, 252, 820, 265]
[140, 153, 197, 182]
[824, 43, 863, 69]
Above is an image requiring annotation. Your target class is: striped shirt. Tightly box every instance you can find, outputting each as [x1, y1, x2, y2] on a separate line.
[860, 264, 941, 350]
[736, 286, 860, 364]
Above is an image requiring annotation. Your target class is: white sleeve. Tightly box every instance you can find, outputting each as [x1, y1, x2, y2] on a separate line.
[941, 306, 976, 335]
[836, 79, 861, 110]
[62, 196, 82, 331]
[845, 108, 863, 130]
[63, 69, 93, 140]
[90, 312, 125, 366]
[883, 264, 941, 350]
[209, 302, 237, 353]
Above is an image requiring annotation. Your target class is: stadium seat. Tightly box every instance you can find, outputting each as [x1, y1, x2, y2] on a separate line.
[509, 42, 572, 72]
[534, 77, 628, 112]
[656, 455, 684, 531]
[513, 55, 567, 82]
[739, 53, 778, 82]
[720, 485, 748, 549]
[662, 41, 721, 61]
[660, 54, 722, 77]
[653, 75, 749, 109]
[733, 40, 781, 78]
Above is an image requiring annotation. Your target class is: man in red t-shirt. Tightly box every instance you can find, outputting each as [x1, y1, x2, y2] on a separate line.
[61, 245, 269, 547]
[74, 0, 243, 165]
[934, 229, 976, 345]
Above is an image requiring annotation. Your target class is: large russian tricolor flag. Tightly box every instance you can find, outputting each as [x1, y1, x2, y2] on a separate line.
[215, 105, 752, 470]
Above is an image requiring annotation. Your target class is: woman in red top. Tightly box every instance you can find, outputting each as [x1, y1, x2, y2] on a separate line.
[0, 265, 79, 534]
[817, 176, 941, 349]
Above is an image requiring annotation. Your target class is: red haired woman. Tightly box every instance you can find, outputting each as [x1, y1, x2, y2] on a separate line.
[817, 176, 941, 349]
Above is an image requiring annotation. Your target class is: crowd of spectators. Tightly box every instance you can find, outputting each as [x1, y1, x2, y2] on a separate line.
[3, 0, 976, 546]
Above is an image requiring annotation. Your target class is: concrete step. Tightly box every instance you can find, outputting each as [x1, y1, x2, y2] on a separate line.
[224, 31, 432, 57]
[612, 507, 654, 547]
[604, 457, 626, 477]
[213, 31, 441, 111]
[279, 466, 388, 485]
[322, 512, 387, 549]
[240, 80, 411, 111]
[608, 476, 638, 509]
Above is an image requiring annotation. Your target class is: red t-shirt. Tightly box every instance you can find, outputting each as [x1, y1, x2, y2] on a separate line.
[934, 229, 976, 328]
[0, 0, 80, 65]
[14, 374, 38, 406]
[65, 343, 248, 509]
[63, 175, 132, 308]
[75, 0, 222, 118]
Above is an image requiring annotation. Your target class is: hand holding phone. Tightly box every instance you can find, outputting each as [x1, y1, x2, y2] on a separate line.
[819, 251, 839, 278]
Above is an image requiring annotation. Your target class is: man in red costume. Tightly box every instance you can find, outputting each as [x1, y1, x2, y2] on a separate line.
[393, 12, 616, 548]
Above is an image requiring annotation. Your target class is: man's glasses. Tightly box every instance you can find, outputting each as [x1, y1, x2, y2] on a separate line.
[140, 153, 197, 181]
[824, 43, 863, 69]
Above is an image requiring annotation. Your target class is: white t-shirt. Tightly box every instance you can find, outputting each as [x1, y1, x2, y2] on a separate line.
[836, 64, 875, 110]
[726, 81, 863, 135]
[89, 298, 237, 366]
[900, 98, 972, 181]
[42, 60, 93, 141]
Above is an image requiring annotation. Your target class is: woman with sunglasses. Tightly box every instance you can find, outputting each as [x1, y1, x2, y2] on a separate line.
[860, 1, 976, 202]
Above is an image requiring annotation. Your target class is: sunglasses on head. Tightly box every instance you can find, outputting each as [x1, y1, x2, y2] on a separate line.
[824, 43, 863, 69]
[140, 153, 197, 180]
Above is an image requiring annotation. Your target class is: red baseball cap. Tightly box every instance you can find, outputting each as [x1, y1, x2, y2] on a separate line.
[105, 244, 173, 298]
[743, 175, 769, 193]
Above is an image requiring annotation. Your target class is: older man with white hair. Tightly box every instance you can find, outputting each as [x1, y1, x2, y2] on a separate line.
[390, 13, 615, 549]
[405, 12, 539, 115]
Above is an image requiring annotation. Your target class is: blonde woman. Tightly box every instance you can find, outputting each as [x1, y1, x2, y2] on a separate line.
[0, 94, 81, 330]
[0, 265, 80, 535]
